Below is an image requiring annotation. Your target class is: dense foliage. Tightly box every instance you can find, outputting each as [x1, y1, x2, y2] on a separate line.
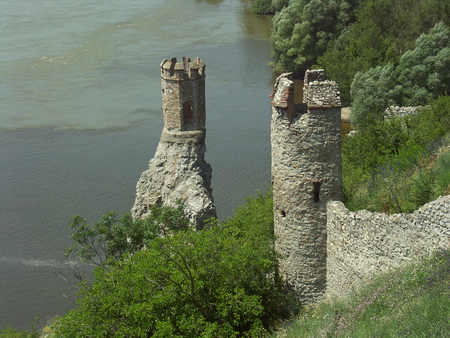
[343, 96, 450, 213]
[270, 0, 359, 76]
[54, 191, 294, 337]
[267, 0, 450, 106]
[350, 22, 450, 129]
[251, 0, 275, 15]
[319, 0, 450, 104]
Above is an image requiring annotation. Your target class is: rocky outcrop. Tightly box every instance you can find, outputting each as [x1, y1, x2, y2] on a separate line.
[131, 57, 216, 229]
[131, 129, 216, 229]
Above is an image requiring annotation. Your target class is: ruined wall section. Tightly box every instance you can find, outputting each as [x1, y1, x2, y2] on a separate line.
[132, 58, 216, 229]
[271, 70, 342, 303]
[383, 105, 429, 120]
[326, 195, 450, 299]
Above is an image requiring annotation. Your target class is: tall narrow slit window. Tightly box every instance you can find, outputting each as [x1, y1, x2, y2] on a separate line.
[183, 100, 194, 130]
[313, 182, 321, 203]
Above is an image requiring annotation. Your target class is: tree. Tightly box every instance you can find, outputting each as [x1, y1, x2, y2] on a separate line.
[270, 0, 359, 76]
[395, 21, 450, 106]
[54, 191, 294, 337]
[252, 0, 275, 15]
[350, 22, 450, 129]
[318, 0, 450, 105]
[350, 63, 396, 128]
[65, 203, 189, 269]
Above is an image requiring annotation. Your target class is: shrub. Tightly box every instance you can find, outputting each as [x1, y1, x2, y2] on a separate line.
[54, 191, 293, 337]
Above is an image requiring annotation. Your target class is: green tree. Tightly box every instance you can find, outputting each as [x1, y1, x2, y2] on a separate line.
[272, 0, 290, 11]
[54, 191, 293, 337]
[319, 0, 450, 105]
[270, 0, 359, 76]
[395, 21, 450, 106]
[350, 63, 396, 129]
[350, 22, 450, 129]
[252, 0, 275, 15]
[65, 203, 189, 269]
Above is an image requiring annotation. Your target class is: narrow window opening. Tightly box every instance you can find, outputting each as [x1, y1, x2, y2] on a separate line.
[182, 100, 194, 129]
[313, 182, 321, 203]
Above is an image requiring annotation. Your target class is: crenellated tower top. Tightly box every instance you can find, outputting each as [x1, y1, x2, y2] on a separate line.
[160, 57, 206, 137]
[160, 57, 206, 81]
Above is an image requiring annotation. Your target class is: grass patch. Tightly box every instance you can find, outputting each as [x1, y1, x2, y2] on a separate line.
[274, 250, 450, 337]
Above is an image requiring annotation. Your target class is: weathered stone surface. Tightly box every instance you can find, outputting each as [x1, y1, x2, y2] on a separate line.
[131, 129, 215, 229]
[326, 195, 450, 299]
[271, 70, 342, 304]
[131, 57, 216, 229]
[383, 105, 429, 120]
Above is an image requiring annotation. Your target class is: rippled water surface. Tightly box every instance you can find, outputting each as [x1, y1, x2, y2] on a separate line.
[1, 0, 275, 330]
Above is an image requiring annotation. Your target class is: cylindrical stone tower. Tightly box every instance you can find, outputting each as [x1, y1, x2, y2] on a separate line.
[271, 70, 342, 304]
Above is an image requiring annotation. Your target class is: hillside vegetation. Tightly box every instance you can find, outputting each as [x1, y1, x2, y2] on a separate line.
[254, 0, 450, 212]
[343, 96, 450, 213]
[262, 0, 450, 106]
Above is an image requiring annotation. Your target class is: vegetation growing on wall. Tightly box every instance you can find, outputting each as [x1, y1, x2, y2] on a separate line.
[53, 191, 294, 337]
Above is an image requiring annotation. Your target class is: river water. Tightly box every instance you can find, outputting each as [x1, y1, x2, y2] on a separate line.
[0, 0, 275, 330]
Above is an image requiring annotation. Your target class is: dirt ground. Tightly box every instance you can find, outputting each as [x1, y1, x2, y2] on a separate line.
[341, 107, 351, 122]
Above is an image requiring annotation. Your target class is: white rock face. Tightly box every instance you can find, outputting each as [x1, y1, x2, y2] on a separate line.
[131, 129, 216, 229]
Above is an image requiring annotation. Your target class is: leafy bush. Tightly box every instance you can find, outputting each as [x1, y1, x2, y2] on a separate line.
[54, 192, 293, 337]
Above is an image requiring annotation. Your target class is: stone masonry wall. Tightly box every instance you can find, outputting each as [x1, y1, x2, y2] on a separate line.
[383, 105, 429, 120]
[271, 70, 342, 304]
[326, 195, 450, 299]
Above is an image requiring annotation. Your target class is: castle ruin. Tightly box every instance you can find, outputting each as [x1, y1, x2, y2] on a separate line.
[132, 57, 216, 229]
[270, 70, 449, 304]
[131, 60, 449, 304]
[271, 70, 343, 303]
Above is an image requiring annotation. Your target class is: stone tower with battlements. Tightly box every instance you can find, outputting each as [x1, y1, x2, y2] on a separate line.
[132, 57, 216, 229]
[271, 70, 342, 304]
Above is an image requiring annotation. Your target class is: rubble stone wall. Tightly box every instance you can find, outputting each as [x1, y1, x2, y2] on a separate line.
[326, 195, 450, 299]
